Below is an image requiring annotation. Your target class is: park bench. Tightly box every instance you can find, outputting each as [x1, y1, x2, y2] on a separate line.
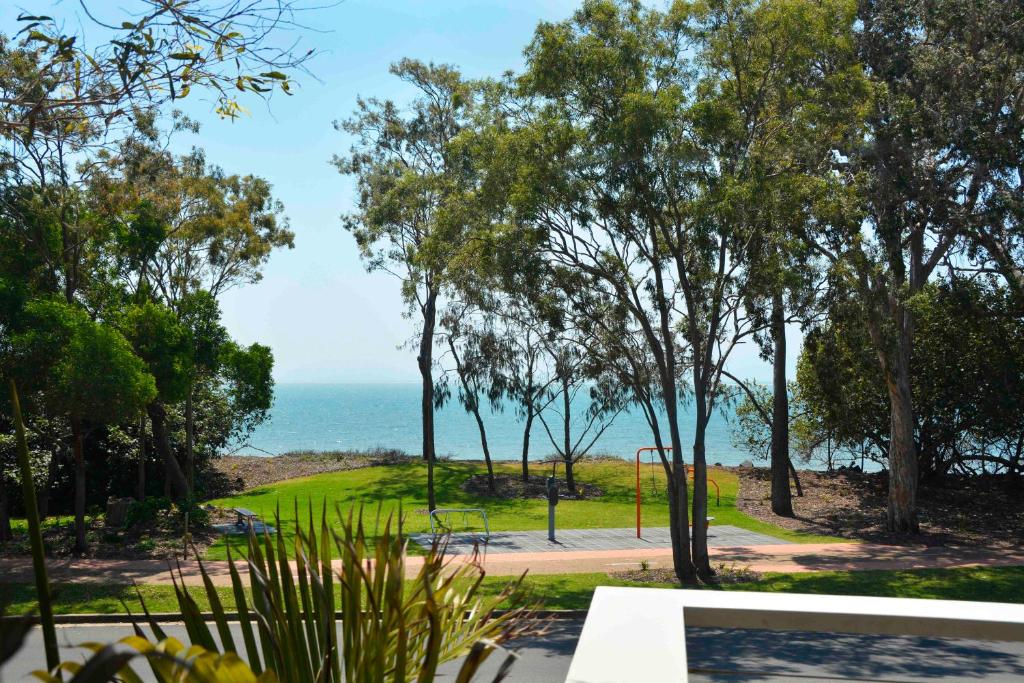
[233, 507, 260, 529]
[428, 508, 491, 539]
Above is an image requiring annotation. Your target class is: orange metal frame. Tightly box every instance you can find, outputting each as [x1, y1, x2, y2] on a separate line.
[635, 446, 720, 539]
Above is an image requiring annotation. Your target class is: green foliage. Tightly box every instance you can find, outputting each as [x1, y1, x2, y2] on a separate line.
[2, 2, 314, 139]
[729, 382, 773, 461]
[3, 298, 84, 391]
[220, 342, 274, 433]
[115, 199, 167, 270]
[123, 301, 194, 403]
[34, 635, 280, 683]
[336, 58, 477, 307]
[50, 319, 157, 424]
[125, 496, 173, 529]
[798, 281, 1024, 474]
[4, 298, 156, 424]
[179, 291, 229, 375]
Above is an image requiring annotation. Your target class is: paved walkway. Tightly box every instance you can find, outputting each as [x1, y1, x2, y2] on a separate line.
[2, 540, 1023, 587]
[409, 525, 789, 555]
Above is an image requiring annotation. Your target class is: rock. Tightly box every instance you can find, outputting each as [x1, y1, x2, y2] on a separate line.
[739, 459, 754, 468]
[106, 497, 135, 527]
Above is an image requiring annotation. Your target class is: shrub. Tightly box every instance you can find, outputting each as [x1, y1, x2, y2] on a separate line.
[124, 497, 172, 529]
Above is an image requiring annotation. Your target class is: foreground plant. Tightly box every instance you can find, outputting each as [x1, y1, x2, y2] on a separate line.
[27, 506, 534, 682]
[156, 505, 533, 682]
[33, 636, 278, 683]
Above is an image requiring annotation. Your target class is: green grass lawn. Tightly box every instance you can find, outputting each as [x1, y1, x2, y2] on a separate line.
[3, 567, 1022, 615]
[204, 459, 838, 559]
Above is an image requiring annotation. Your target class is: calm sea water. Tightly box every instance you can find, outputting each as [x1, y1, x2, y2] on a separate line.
[232, 383, 752, 465]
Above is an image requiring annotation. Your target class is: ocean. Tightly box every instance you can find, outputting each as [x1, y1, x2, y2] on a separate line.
[232, 383, 753, 465]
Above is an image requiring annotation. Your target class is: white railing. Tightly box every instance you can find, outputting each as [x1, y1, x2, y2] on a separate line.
[565, 586, 1024, 682]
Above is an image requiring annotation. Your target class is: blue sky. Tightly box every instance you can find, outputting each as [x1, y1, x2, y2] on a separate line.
[4, 1, 797, 384]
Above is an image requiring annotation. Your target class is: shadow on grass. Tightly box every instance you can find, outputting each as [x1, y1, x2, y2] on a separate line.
[745, 566, 1024, 603]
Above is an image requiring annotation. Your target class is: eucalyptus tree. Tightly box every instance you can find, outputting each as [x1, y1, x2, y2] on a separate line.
[337, 59, 477, 511]
[490, 297, 558, 483]
[466, 0, 863, 582]
[438, 302, 502, 492]
[482, 1, 711, 582]
[703, 0, 860, 516]
[801, 0, 1024, 531]
[95, 140, 290, 490]
[536, 335, 625, 495]
[1, 2, 315, 139]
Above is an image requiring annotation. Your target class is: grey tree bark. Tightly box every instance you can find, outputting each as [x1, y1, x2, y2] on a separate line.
[770, 292, 794, 516]
[418, 290, 438, 511]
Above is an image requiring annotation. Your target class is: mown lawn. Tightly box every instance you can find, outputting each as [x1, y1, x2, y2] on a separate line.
[3, 566, 1022, 615]
[204, 459, 839, 559]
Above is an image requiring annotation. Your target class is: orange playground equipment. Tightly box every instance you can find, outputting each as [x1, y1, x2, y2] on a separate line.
[635, 446, 720, 539]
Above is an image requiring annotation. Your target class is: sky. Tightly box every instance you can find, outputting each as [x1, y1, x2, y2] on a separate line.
[4, 0, 801, 384]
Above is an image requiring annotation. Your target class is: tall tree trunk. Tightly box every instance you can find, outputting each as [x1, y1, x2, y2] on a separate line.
[39, 450, 58, 520]
[70, 416, 87, 554]
[148, 403, 190, 501]
[649, 246, 694, 583]
[448, 337, 495, 492]
[690, 389, 712, 580]
[770, 293, 794, 516]
[470, 405, 494, 492]
[654, 329, 694, 582]
[561, 375, 577, 494]
[564, 458, 576, 495]
[521, 407, 534, 483]
[886, 354, 919, 532]
[0, 474, 12, 542]
[418, 291, 438, 511]
[662, 377, 695, 584]
[185, 383, 195, 494]
[137, 413, 147, 501]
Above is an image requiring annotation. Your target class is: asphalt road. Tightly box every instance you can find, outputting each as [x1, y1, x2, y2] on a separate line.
[4, 622, 1024, 681]
[0, 621, 582, 683]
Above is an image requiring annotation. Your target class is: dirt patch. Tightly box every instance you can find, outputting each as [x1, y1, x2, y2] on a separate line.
[738, 467, 1024, 548]
[461, 473, 603, 500]
[204, 448, 415, 496]
[1, 506, 227, 560]
[611, 562, 761, 585]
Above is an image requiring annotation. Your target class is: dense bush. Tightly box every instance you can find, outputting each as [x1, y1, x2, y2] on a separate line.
[124, 496, 173, 529]
[796, 282, 1024, 477]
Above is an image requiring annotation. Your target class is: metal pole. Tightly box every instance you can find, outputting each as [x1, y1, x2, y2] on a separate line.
[547, 475, 558, 542]
[636, 448, 641, 538]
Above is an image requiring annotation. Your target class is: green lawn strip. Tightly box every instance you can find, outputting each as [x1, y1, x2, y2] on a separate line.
[204, 460, 837, 559]
[5, 567, 1023, 615]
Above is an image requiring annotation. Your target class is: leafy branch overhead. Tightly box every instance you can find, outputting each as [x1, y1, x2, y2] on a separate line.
[2, 1, 318, 136]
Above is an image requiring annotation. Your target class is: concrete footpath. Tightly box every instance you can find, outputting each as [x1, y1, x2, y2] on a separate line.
[2, 540, 1024, 586]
